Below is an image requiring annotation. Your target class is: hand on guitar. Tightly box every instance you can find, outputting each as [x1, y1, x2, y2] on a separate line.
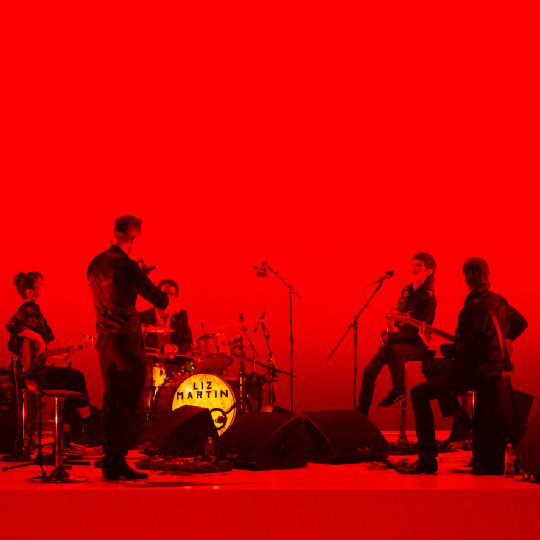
[49, 346, 77, 362]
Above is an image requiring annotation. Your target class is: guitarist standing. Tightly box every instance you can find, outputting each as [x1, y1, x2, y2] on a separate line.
[357, 253, 437, 417]
[6, 272, 99, 445]
[397, 257, 528, 474]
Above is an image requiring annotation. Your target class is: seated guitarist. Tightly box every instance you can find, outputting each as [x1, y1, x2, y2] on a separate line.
[357, 253, 437, 417]
[139, 278, 193, 359]
[6, 272, 100, 446]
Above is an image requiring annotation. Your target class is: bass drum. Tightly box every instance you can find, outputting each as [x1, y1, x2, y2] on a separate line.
[155, 373, 236, 434]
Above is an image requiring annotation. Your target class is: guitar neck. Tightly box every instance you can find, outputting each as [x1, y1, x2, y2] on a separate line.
[387, 313, 454, 342]
[43, 343, 84, 359]
[422, 324, 454, 342]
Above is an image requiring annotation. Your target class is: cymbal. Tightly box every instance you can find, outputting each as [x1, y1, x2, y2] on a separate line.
[141, 324, 175, 333]
[217, 319, 268, 328]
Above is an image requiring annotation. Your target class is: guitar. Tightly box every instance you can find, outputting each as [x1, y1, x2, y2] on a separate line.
[385, 313, 514, 358]
[18, 334, 96, 377]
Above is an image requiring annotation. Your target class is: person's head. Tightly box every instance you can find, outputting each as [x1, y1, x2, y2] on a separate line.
[462, 257, 490, 291]
[412, 252, 436, 289]
[13, 272, 45, 301]
[113, 215, 142, 254]
[158, 279, 179, 300]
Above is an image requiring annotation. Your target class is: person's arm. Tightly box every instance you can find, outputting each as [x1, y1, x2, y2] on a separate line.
[398, 291, 436, 339]
[507, 304, 528, 341]
[115, 258, 169, 310]
[6, 308, 49, 352]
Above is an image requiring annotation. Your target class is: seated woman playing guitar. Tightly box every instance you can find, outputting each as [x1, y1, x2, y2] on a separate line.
[6, 272, 99, 446]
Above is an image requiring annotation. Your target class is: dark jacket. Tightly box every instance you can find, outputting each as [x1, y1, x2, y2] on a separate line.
[390, 281, 437, 347]
[87, 245, 168, 335]
[445, 289, 528, 379]
[6, 301, 54, 356]
[139, 307, 193, 354]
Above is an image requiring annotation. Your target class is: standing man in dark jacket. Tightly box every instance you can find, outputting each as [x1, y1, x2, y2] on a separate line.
[88, 215, 168, 480]
[398, 257, 528, 474]
[357, 252, 437, 417]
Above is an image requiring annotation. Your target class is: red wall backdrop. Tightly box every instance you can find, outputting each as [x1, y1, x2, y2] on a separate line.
[1, 3, 538, 431]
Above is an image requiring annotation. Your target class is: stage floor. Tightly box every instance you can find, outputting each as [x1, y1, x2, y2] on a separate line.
[1, 431, 539, 540]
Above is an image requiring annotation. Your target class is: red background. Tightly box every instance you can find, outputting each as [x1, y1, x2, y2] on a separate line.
[1, 3, 537, 431]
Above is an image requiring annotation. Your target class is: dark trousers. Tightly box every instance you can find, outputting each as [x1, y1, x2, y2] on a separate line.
[420, 357, 463, 418]
[410, 371, 468, 459]
[357, 343, 426, 416]
[410, 370, 509, 471]
[97, 334, 146, 459]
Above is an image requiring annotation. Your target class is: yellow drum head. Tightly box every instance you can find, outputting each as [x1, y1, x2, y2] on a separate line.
[171, 373, 236, 434]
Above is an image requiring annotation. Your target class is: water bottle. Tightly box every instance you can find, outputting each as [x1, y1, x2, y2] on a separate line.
[204, 436, 215, 462]
[504, 443, 515, 478]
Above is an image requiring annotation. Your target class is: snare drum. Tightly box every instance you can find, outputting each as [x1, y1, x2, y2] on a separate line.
[191, 333, 233, 372]
[155, 373, 236, 434]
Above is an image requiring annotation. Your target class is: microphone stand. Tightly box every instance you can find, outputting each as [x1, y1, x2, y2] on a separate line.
[258, 262, 300, 412]
[327, 279, 385, 409]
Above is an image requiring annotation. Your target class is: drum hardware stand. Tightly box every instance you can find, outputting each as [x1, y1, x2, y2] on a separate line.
[240, 317, 260, 373]
[255, 262, 300, 412]
[328, 279, 385, 409]
[237, 314, 248, 415]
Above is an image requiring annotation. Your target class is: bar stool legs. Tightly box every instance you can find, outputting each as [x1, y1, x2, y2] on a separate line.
[396, 362, 409, 445]
[30, 392, 89, 484]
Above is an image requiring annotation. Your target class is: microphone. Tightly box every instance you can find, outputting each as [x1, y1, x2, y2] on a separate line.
[254, 311, 265, 333]
[137, 259, 156, 275]
[376, 270, 395, 282]
[253, 264, 268, 277]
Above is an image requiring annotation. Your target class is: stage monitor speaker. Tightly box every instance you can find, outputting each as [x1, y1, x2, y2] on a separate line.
[301, 409, 389, 464]
[137, 405, 218, 457]
[516, 406, 540, 482]
[216, 411, 310, 470]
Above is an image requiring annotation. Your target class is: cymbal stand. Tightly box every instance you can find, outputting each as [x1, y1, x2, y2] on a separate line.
[237, 314, 248, 415]
[261, 322, 276, 406]
[258, 262, 301, 412]
[241, 322, 259, 373]
[328, 279, 385, 409]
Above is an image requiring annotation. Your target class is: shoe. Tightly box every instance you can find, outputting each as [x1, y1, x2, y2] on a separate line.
[357, 405, 369, 417]
[445, 414, 473, 443]
[395, 458, 438, 474]
[378, 389, 406, 408]
[102, 457, 148, 481]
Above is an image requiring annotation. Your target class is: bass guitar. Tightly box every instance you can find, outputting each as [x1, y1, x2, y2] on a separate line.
[18, 334, 96, 377]
[385, 313, 514, 357]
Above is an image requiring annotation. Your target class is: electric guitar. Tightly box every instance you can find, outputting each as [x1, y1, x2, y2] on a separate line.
[385, 313, 514, 358]
[18, 334, 96, 377]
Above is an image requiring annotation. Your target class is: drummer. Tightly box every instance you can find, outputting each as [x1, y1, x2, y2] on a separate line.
[139, 279, 193, 361]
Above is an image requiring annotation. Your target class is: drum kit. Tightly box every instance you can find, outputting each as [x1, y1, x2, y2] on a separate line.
[139, 315, 286, 435]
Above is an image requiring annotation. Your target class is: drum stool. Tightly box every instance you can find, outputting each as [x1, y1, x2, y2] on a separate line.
[394, 350, 437, 445]
[25, 380, 90, 483]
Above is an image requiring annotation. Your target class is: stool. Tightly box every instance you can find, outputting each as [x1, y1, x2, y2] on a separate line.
[25, 380, 90, 483]
[394, 350, 437, 445]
